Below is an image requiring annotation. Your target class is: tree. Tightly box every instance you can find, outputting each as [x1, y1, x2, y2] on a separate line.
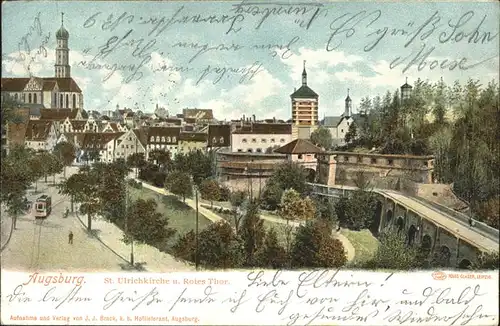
[313, 196, 338, 227]
[229, 190, 248, 233]
[173, 150, 213, 186]
[199, 179, 221, 208]
[475, 198, 499, 229]
[278, 189, 316, 221]
[366, 231, 418, 270]
[310, 126, 333, 150]
[239, 201, 266, 266]
[471, 252, 499, 270]
[261, 162, 309, 210]
[46, 153, 64, 185]
[53, 142, 76, 178]
[58, 167, 101, 231]
[335, 190, 378, 230]
[197, 221, 244, 269]
[255, 228, 287, 269]
[149, 149, 172, 171]
[28, 154, 44, 193]
[127, 152, 146, 177]
[1, 146, 33, 229]
[291, 219, 347, 268]
[97, 161, 129, 222]
[172, 230, 196, 262]
[165, 170, 193, 201]
[344, 122, 358, 144]
[125, 198, 176, 248]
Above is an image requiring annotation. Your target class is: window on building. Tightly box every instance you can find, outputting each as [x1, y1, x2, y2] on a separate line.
[66, 94, 69, 107]
[298, 154, 303, 159]
[261, 138, 266, 143]
[150, 136, 154, 142]
[172, 137, 176, 142]
[219, 137, 224, 144]
[14, 93, 18, 101]
[344, 156, 349, 162]
[212, 137, 217, 143]
[341, 129, 344, 133]
[388, 159, 394, 166]
[60, 94, 63, 107]
[242, 138, 247, 143]
[280, 138, 285, 143]
[256, 148, 262, 153]
[371, 158, 377, 164]
[247, 149, 252, 153]
[237, 149, 242, 152]
[167, 136, 171, 142]
[28, 93, 32, 103]
[252, 138, 256, 143]
[156, 136, 160, 142]
[73, 94, 76, 108]
[270, 138, 275, 143]
[161, 136, 165, 142]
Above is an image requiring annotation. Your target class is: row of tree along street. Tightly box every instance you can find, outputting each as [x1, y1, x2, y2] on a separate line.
[309, 78, 499, 230]
[1, 142, 76, 230]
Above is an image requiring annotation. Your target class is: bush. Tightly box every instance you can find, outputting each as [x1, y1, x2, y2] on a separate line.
[127, 179, 142, 189]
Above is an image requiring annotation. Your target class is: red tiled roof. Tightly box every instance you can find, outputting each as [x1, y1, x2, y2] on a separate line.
[233, 123, 292, 135]
[1, 77, 82, 92]
[208, 124, 230, 147]
[70, 120, 86, 130]
[275, 139, 323, 154]
[1, 78, 30, 91]
[25, 120, 53, 141]
[182, 108, 214, 120]
[132, 128, 148, 148]
[82, 132, 124, 149]
[40, 108, 80, 120]
[179, 132, 207, 142]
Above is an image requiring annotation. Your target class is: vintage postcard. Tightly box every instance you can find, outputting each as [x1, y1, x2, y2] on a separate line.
[1, 0, 499, 325]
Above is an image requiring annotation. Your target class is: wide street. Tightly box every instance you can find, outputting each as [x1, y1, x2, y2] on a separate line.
[1, 166, 196, 273]
[1, 172, 127, 272]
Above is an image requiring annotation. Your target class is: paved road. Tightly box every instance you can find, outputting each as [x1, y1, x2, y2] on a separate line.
[310, 183, 499, 253]
[382, 190, 499, 252]
[1, 172, 127, 272]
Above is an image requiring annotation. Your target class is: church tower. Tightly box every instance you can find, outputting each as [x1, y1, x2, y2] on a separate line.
[55, 13, 71, 78]
[344, 89, 352, 117]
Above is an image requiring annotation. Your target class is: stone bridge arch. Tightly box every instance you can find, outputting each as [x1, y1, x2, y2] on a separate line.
[458, 259, 472, 269]
[407, 225, 418, 246]
[304, 168, 316, 183]
[385, 209, 393, 229]
[370, 200, 383, 236]
[396, 216, 404, 234]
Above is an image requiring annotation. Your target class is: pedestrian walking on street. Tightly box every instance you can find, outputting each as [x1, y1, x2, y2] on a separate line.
[68, 231, 73, 244]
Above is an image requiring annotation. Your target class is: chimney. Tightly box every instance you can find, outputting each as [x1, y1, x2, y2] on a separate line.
[252, 114, 256, 122]
[273, 117, 276, 123]
[242, 114, 245, 122]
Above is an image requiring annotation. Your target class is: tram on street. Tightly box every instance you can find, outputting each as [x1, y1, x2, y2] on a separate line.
[34, 195, 52, 219]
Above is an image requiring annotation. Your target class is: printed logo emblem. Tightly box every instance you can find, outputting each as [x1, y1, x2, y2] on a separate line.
[432, 271, 447, 280]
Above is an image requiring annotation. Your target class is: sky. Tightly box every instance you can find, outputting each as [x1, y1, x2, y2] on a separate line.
[2, 1, 499, 120]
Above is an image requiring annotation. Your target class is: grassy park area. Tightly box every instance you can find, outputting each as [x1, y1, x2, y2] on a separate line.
[341, 228, 379, 264]
[128, 186, 212, 248]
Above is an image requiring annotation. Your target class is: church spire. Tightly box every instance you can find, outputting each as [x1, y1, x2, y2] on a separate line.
[301, 60, 307, 86]
[55, 12, 71, 78]
[345, 88, 352, 117]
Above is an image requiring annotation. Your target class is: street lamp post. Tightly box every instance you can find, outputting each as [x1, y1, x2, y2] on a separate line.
[194, 184, 199, 270]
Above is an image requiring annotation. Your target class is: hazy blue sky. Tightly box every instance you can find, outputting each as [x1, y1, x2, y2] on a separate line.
[2, 1, 499, 119]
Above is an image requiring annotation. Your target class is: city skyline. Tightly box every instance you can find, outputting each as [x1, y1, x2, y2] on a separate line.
[2, 1, 499, 119]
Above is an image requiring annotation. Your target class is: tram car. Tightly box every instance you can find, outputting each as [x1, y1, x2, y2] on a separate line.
[34, 195, 52, 219]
